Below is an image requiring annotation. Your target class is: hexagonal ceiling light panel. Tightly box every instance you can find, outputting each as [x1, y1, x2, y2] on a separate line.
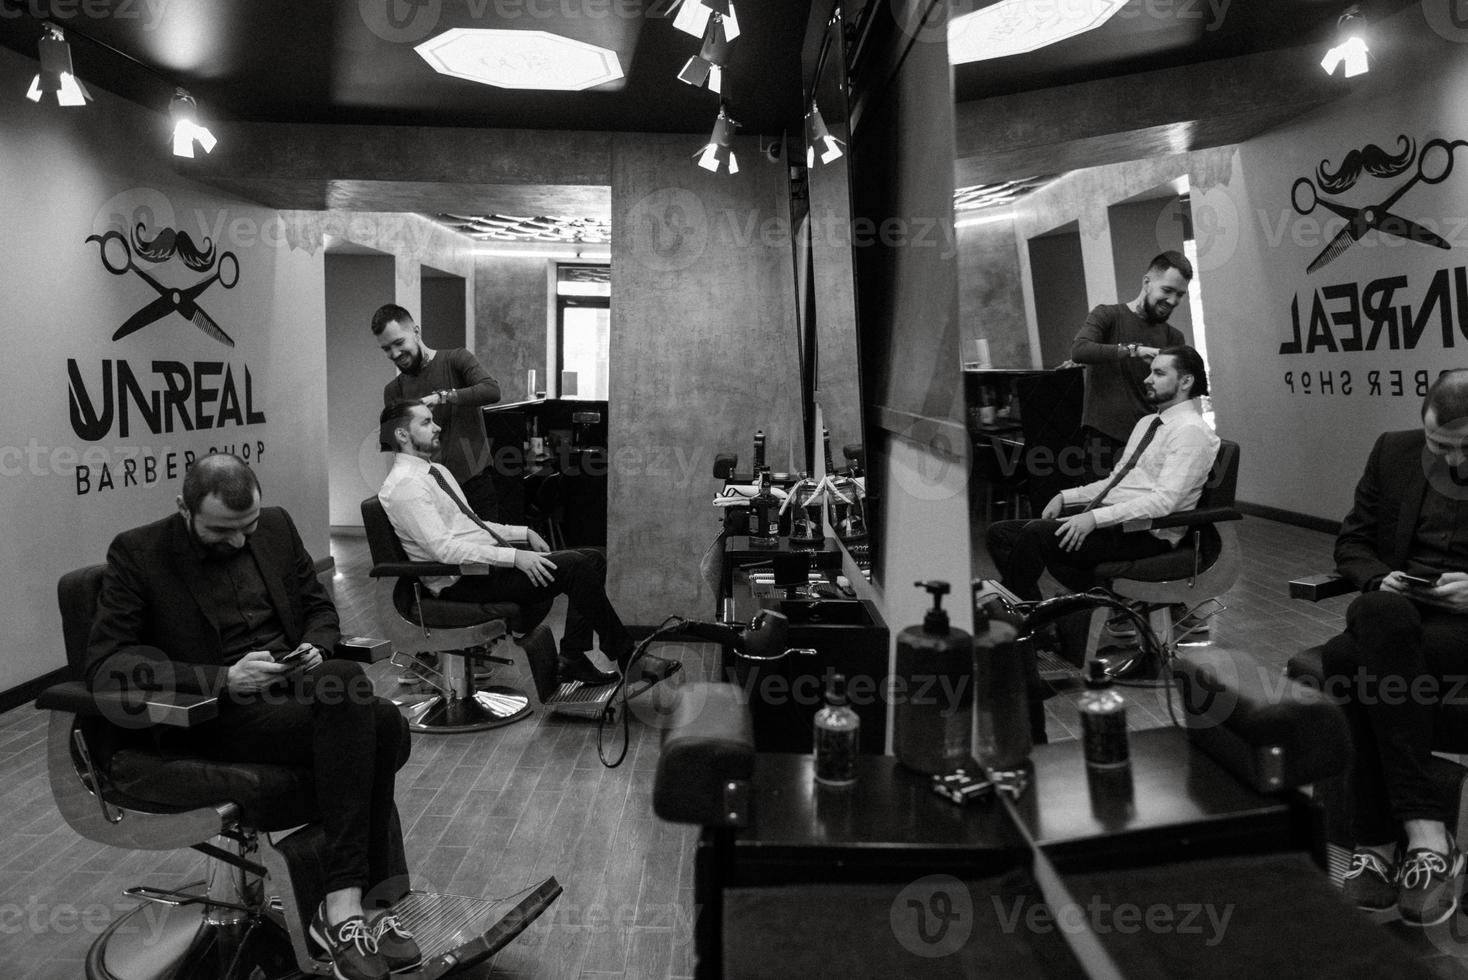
[415, 28, 624, 91]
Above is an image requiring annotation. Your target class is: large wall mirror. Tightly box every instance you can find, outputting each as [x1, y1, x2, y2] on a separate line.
[802, 0, 871, 570]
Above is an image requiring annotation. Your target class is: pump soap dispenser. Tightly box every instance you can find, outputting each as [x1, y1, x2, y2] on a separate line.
[893, 581, 975, 775]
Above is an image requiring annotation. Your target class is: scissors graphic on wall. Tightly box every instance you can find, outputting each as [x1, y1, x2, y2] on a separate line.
[1291, 137, 1468, 274]
[86, 229, 238, 347]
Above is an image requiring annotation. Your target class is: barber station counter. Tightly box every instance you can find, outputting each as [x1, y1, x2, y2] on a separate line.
[481, 398, 607, 545]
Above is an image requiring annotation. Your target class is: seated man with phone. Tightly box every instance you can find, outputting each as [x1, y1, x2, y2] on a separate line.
[1324, 368, 1468, 927]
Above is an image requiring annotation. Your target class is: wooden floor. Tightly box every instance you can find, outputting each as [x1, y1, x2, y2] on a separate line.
[0, 516, 1462, 978]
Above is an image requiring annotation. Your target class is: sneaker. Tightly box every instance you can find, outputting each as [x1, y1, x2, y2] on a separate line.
[309, 903, 388, 980]
[1342, 847, 1398, 911]
[1397, 840, 1465, 926]
[370, 911, 422, 973]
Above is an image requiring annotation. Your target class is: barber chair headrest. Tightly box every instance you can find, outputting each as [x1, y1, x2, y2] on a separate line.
[653, 682, 754, 827]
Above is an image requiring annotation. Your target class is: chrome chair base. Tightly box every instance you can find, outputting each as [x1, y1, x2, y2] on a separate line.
[397, 685, 532, 733]
[86, 883, 304, 980]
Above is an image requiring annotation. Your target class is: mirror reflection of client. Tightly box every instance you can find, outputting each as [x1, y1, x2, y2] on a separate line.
[377, 400, 675, 687]
[985, 347, 1218, 608]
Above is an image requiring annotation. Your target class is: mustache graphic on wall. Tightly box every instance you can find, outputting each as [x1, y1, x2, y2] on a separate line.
[1315, 135, 1416, 194]
[130, 223, 217, 271]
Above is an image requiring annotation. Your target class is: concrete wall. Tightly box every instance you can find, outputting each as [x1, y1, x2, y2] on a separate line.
[474, 254, 551, 402]
[607, 133, 802, 624]
[421, 271, 467, 351]
[957, 217, 1030, 369]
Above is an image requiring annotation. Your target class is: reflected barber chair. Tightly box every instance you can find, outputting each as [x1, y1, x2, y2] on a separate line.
[37, 565, 561, 979]
[1054, 440, 1242, 678]
[1286, 574, 1468, 882]
[361, 497, 552, 733]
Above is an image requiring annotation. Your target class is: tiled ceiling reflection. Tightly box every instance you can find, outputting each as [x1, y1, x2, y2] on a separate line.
[954, 176, 1051, 212]
[435, 212, 611, 244]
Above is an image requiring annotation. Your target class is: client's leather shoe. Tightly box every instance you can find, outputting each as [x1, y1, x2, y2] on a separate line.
[559, 652, 618, 686]
[1096, 647, 1160, 681]
[309, 903, 387, 980]
[369, 910, 422, 973]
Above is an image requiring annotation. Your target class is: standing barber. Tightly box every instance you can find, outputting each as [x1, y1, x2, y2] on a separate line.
[1070, 251, 1192, 479]
[371, 304, 503, 520]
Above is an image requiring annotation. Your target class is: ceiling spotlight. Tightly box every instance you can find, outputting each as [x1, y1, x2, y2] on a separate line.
[674, 0, 740, 43]
[170, 88, 216, 158]
[695, 105, 739, 175]
[677, 12, 735, 92]
[805, 101, 844, 167]
[26, 23, 91, 107]
[1321, 5, 1369, 78]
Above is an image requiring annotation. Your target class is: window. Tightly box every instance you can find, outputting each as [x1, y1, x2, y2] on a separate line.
[556, 264, 610, 399]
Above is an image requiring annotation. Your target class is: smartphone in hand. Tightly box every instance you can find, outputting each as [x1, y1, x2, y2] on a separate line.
[1400, 573, 1441, 588]
[274, 648, 310, 670]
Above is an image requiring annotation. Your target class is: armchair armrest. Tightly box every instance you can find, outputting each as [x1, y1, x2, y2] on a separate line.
[654, 682, 754, 827]
[35, 680, 218, 727]
[369, 561, 492, 578]
[1289, 573, 1355, 602]
[1120, 507, 1242, 533]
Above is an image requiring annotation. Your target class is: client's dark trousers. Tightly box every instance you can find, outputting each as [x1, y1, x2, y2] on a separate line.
[1321, 590, 1468, 845]
[182, 659, 411, 899]
[439, 547, 633, 663]
[986, 518, 1174, 602]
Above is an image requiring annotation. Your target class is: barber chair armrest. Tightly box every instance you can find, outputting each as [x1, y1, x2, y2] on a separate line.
[653, 682, 754, 827]
[1119, 507, 1242, 533]
[35, 680, 218, 727]
[1288, 573, 1354, 602]
[369, 560, 491, 578]
[1173, 648, 1350, 792]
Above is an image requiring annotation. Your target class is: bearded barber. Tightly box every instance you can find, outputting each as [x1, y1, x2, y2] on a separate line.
[370, 304, 504, 520]
[1069, 251, 1193, 480]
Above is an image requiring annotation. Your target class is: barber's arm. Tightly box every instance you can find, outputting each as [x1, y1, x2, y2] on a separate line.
[1069, 307, 1120, 364]
[1334, 433, 1394, 591]
[436, 349, 501, 407]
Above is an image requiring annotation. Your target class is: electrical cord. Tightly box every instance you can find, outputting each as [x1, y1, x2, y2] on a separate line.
[596, 614, 683, 768]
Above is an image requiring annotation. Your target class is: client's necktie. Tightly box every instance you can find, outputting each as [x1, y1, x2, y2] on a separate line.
[1083, 416, 1164, 513]
[429, 466, 511, 546]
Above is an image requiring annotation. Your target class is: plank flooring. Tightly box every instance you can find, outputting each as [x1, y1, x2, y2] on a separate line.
[0, 517, 1461, 977]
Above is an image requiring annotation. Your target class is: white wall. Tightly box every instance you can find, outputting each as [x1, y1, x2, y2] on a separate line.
[1200, 6, 1468, 520]
[0, 45, 329, 691]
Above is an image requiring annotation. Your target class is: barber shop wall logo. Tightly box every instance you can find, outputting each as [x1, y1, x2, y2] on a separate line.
[87, 223, 240, 347]
[1289, 135, 1466, 274]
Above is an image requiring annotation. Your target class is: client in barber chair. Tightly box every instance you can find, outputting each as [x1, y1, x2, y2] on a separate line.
[378, 400, 676, 687]
[986, 346, 1219, 618]
[86, 453, 418, 980]
[1325, 368, 1468, 926]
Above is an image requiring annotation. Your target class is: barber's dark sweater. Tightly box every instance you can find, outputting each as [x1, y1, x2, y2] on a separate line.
[384, 348, 501, 483]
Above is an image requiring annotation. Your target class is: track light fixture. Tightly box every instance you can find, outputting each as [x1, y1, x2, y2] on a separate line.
[677, 12, 735, 92]
[695, 105, 739, 175]
[170, 88, 216, 158]
[1321, 5, 1369, 78]
[26, 22, 91, 107]
[805, 101, 844, 168]
[673, 0, 739, 43]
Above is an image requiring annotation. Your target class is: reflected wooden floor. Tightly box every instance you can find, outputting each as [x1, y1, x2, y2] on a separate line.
[1, 518, 1459, 978]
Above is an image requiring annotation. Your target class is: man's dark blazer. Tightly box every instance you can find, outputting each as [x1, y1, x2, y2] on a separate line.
[85, 506, 339, 694]
[1335, 429, 1431, 590]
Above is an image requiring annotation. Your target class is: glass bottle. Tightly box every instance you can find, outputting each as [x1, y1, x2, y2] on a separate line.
[1078, 661, 1129, 769]
[748, 469, 780, 548]
[814, 673, 859, 785]
[787, 470, 824, 544]
[753, 429, 767, 476]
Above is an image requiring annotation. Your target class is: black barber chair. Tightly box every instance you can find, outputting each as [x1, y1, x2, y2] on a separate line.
[1286, 574, 1468, 882]
[38, 565, 561, 979]
[1056, 440, 1242, 677]
[362, 497, 553, 733]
